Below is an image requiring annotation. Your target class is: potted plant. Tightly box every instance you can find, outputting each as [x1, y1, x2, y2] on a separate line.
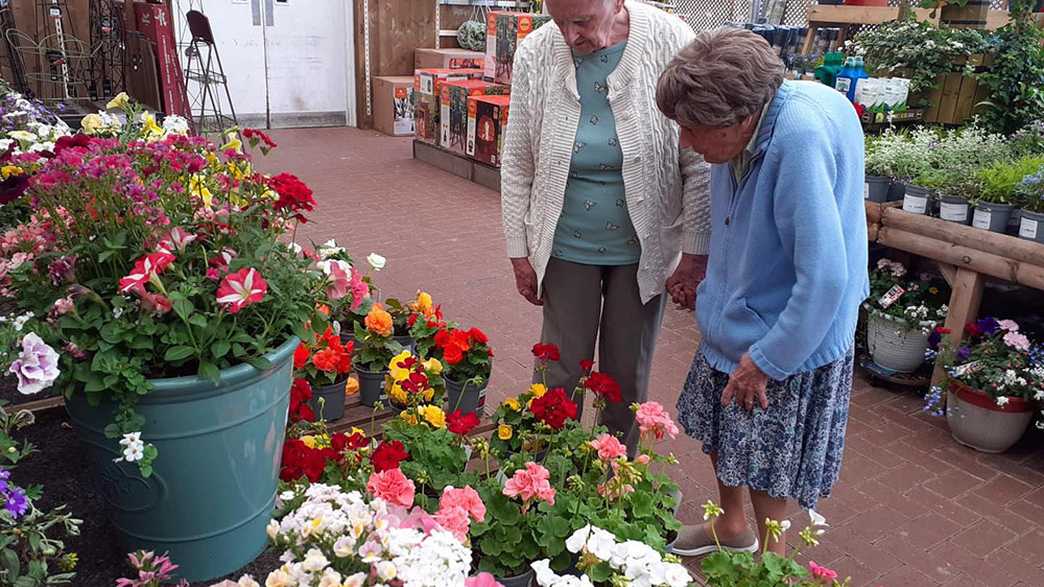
[915, 167, 975, 224]
[973, 156, 1044, 233]
[293, 326, 353, 421]
[384, 297, 419, 352]
[1016, 166, 1044, 244]
[278, 417, 370, 490]
[405, 291, 446, 358]
[930, 317, 1042, 453]
[0, 102, 327, 580]
[352, 303, 403, 406]
[435, 325, 493, 416]
[863, 259, 950, 373]
[314, 239, 377, 346]
[381, 403, 478, 500]
[386, 348, 445, 411]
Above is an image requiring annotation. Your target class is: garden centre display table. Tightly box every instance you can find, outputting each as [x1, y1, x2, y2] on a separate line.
[865, 201, 1044, 387]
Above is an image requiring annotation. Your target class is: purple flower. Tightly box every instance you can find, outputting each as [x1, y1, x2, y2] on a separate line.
[928, 329, 943, 350]
[4, 487, 28, 518]
[7, 332, 61, 395]
[47, 255, 77, 286]
[976, 318, 1000, 336]
[956, 346, 972, 362]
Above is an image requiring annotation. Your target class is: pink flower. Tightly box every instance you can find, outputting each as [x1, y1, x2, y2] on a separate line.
[808, 561, 838, 583]
[64, 341, 87, 360]
[349, 272, 369, 311]
[50, 296, 75, 317]
[366, 468, 415, 509]
[635, 401, 680, 440]
[435, 505, 471, 543]
[319, 259, 352, 301]
[589, 433, 627, 461]
[162, 227, 197, 253]
[206, 248, 237, 281]
[216, 268, 268, 314]
[140, 292, 173, 316]
[398, 506, 439, 535]
[8, 333, 60, 395]
[118, 252, 175, 294]
[465, 573, 504, 587]
[440, 486, 485, 522]
[503, 462, 555, 507]
[1003, 331, 1031, 352]
[998, 319, 1020, 333]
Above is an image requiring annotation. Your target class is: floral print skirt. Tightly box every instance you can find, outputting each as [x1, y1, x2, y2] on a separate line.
[676, 348, 854, 510]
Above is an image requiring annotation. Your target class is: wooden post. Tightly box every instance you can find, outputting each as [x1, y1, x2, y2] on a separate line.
[931, 267, 984, 387]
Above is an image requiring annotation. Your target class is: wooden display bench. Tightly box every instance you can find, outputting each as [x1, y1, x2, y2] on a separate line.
[865, 201, 1044, 387]
[414, 139, 502, 192]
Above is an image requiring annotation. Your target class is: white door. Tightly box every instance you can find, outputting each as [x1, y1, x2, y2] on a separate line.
[173, 0, 355, 129]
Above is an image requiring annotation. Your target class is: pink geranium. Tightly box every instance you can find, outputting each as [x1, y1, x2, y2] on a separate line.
[440, 486, 485, 522]
[366, 468, 415, 509]
[503, 462, 555, 508]
[1003, 331, 1031, 352]
[216, 267, 268, 314]
[465, 573, 504, 587]
[808, 561, 838, 583]
[635, 401, 680, 440]
[589, 433, 627, 461]
[435, 505, 471, 543]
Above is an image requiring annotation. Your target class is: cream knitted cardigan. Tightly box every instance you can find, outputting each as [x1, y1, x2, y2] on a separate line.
[500, 1, 711, 304]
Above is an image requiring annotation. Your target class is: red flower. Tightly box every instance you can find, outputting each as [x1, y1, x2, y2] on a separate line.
[294, 343, 310, 369]
[118, 252, 176, 294]
[468, 328, 489, 345]
[580, 359, 595, 373]
[447, 410, 480, 436]
[279, 439, 330, 482]
[216, 267, 268, 314]
[267, 172, 316, 221]
[530, 387, 578, 430]
[372, 440, 409, 472]
[140, 292, 173, 316]
[532, 343, 560, 362]
[243, 128, 278, 149]
[435, 328, 473, 366]
[407, 314, 419, 328]
[964, 322, 982, 337]
[289, 378, 315, 423]
[54, 133, 93, 155]
[585, 372, 622, 404]
[331, 431, 368, 453]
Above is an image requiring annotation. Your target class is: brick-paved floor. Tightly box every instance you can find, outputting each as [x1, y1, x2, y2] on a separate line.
[259, 128, 1044, 586]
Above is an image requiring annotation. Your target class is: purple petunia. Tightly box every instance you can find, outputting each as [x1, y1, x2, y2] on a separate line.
[956, 346, 972, 362]
[4, 487, 28, 518]
[976, 318, 1000, 336]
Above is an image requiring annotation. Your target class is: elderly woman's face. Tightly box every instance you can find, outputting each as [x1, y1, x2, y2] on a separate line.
[546, 0, 623, 55]
[679, 116, 758, 165]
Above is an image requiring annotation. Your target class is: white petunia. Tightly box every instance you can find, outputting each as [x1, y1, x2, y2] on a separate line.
[367, 253, 386, 271]
[300, 548, 329, 573]
[996, 396, 1010, 407]
[162, 115, 190, 135]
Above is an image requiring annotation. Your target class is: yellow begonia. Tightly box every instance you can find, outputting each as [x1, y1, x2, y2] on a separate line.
[498, 424, 513, 440]
[345, 377, 360, 396]
[504, 397, 521, 412]
[300, 435, 317, 449]
[420, 405, 446, 428]
[401, 411, 418, 425]
[106, 92, 130, 110]
[423, 358, 443, 375]
[414, 291, 435, 317]
[389, 350, 413, 380]
[1, 165, 23, 179]
[530, 384, 547, 398]
[388, 384, 408, 406]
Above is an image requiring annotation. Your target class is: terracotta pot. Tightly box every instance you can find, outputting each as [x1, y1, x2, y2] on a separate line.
[946, 379, 1035, 454]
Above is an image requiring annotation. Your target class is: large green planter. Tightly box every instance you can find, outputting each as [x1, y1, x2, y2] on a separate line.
[65, 337, 298, 582]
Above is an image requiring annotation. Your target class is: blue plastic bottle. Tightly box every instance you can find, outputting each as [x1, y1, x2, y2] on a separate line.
[834, 56, 868, 102]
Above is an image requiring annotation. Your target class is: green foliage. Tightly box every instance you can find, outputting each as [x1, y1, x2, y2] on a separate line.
[975, 1, 1044, 135]
[351, 321, 403, 373]
[976, 156, 1044, 204]
[703, 551, 811, 587]
[381, 416, 475, 493]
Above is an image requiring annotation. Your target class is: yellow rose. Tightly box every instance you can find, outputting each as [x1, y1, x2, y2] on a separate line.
[345, 376, 360, 396]
[530, 384, 547, 398]
[389, 350, 413, 380]
[80, 113, 103, 135]
[106, 91, 130, 110]
[504, 397, 521, 412]
[498, 424, 513, 441]
[420, 405, 446, 428]
[424, 358, 443, 375]
[300, 435, 317, 449]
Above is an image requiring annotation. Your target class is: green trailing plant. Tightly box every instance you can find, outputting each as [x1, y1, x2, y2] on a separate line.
[975, 0, 1044, 135]
[976, 156, 1044, 204]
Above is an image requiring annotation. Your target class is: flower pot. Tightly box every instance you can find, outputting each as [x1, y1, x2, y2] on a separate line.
[865, 176, 891, 203]
[886, 180, 906, 202]
[393, 335, 416, 353]
[902, 185, 930, 215]
[972, 202, 1014, 234]
[445, 376, 489, 416]
[864, 307, 929, 373]
[309, 378, 348, 421]
[1019, 209, 1044, 244]
[938, 194, 970, 225]
[941, 0, 990, 29]
[495, 568, 535, 587]
[64, 337, 298, 582]
[946, 380, 1035, 454]
[357, 368, 387, 407]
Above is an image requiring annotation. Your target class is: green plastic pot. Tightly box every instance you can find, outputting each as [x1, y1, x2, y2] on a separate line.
[65, 337, 298, 582]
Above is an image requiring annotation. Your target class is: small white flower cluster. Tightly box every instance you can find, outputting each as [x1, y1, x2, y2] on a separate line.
[876, 258, 906, 278]
[262, 484, 471, 587]
[532, 525, 691, 587]
[115, 432, 145, 463]
[317, 239, 346, 260]
[0, 311, 34, 332]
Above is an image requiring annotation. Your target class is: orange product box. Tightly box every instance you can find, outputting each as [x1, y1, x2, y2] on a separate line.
[440, 79, 509, 155]
[483, 12, 552, 85]
[468, 94, 511, 167]
[414, 67, 483, 97]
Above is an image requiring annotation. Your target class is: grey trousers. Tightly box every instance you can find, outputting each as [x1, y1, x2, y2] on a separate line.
[537, 257, 666, 451]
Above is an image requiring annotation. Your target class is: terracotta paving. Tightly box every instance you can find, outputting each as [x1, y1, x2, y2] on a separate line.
[258, 127, 1044, 586]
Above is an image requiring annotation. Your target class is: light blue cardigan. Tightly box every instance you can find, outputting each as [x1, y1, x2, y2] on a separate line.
[696, 81, 869, 381]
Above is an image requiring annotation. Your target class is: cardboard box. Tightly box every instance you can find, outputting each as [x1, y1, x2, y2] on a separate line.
[415, 94, 439, 145]
[414, 48, 485, 71]
[468, 94, 511, 167]
[440, 80, 508, 155]
[484, 12, 552, 85]
[414, 68, 482, 98]
[373, 76, 415, 136]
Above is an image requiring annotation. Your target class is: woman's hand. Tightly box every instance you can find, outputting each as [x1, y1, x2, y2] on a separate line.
[721, 353, 769, 411]
[510, 257, 543, 306]
[666, 254, 708, 310]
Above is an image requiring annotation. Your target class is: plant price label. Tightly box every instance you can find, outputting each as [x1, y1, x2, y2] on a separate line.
[878, 284, 905, 309]
[864, 183, 870, 200]
[1020, 217, 1039, 240]
[903, 195, 927, 214]
[972, 209, 992, 230]
[951, 361, 981, 378]
[940, 202, 967, 222]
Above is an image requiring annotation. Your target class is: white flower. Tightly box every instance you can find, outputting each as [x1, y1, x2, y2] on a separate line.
[162, 115, 190, 135]
[343, 573, 367, 587]
[115, 431, 145, 463]
[317, 568, 342, 587]
[263, 567, 293, 587]
[375, 561, 396, 581]
[266, 519, 279, 540]
[28, 141, 54, 153]
[300, 548, 328, 573]
[317, 239, 346, 259]
[7, 130, 36, 142]
[809, 509, 829, 528]
[333, 535, 355, 558]
[113, 306, 125, 319]
[996, 396, 1010, 407]
[565, 525, 592, 554]
[12, 312, 32, 332]
[532, 560, 561, 586]
[1034, 390, 1043, 402]
[661, 563, 692, 587]
[780, 520, 792, 532]
[288, 242, 303, 256]
[367, 253, 386, 271]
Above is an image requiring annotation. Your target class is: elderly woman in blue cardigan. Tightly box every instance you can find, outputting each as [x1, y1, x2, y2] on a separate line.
[655, 28, 869, 556]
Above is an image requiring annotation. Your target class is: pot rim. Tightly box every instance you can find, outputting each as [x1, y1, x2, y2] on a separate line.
[949, 378, 1035, 413]
[973, 201, 1015, 211]
[148, 336, 299, 392]
[862, 303, 936, 329]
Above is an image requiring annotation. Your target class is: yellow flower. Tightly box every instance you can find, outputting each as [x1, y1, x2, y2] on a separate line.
[81, 114, 103, 134]
[189, 174, 213, 208]
[420, 405, 446, 428]
[389, 350, 413, 380]
[349, 427, 366, 438]
[400, 411, 418, 425]
[221, 133, 243, 153]
[345, 376, 360, 396]
[300, 435, 317, 449]
[498, 424, 513, 440]
[388, 383, 408, 406]
[1, 165, 23, 179]
[413, 291, 435, 318]
[504, 397, 521, 412]
[141, 112, 165, 140]
[422, 387, 435, 402]
[424, 358, 443, 375]
[530, 384, 547, 398]
[106, 92, 130, 110]
[929, 287, 940, 295]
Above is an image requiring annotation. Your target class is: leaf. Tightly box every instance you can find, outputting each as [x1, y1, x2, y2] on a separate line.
[246, 356, 273, 371]
[173, 298, 194, 322]
[199, 362, 221, 382]
[210, 341, 231, 359]
[164, 346, 196, 362]
[0, 548, 19, 579]
[189, 314, 209, 328]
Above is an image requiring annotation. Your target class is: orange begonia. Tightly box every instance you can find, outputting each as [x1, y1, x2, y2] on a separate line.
[365, 303, 394, 337]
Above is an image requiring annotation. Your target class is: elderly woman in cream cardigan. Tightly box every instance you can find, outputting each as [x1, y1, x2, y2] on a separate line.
[500, 0, 710, 451]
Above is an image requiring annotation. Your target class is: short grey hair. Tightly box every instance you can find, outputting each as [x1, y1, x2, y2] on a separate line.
[656, 27, 785, 128]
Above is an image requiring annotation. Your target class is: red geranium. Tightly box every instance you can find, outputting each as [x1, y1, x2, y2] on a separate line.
[530, 387, 578, 430]
[532, 343, 561, 362]
[447, 409, 480, 436]
[372, 440, 410, 472]
[580, 359, 595, 373]
[294, 343, 310, 369]
[267, 172, 316, 221]
[242, 128, 278, 150]
[280, 439, 336, 482]
[289, 378, 316, 423]
[331, 431, 368, 453]
[585, 372, 622, 404]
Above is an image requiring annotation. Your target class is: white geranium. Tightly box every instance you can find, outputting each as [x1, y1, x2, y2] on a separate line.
[317, 239, 346, 259]
[162, 115, 190, 135]
[367, 253, 386, 271]
[540, 526, 692, 587]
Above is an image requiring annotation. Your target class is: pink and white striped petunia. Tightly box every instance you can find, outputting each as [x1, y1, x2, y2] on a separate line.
[215, 267, 267, 313]
[165, 227, 198, 253]
[118, 252, 176, 294]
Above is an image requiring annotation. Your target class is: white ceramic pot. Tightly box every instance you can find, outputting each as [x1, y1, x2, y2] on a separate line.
[946, 380, 1035, 454]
